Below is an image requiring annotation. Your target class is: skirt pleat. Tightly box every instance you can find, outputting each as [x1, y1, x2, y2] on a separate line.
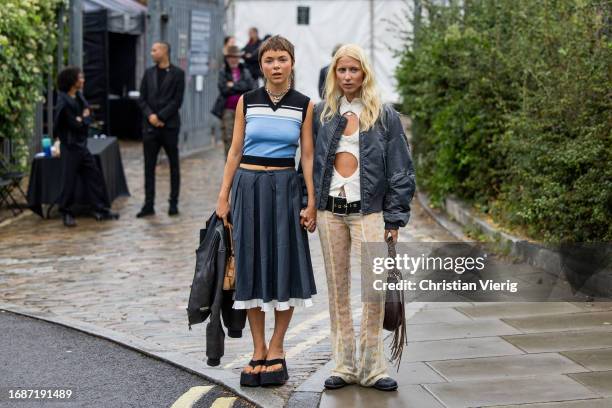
[231, 167, 316, 312]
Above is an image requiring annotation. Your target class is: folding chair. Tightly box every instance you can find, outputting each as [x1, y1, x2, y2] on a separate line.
[0, 177, 21, 216]
[0, 156, 27, 204]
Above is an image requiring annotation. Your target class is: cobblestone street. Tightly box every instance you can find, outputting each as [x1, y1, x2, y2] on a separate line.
[1, 141, 611, 407]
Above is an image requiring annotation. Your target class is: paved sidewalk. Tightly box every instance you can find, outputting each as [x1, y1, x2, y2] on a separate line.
[1, 140, 611, 407]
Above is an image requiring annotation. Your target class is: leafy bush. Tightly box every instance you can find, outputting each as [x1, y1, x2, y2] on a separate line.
[0, 0, 61, 167]
[396, 0, 612, 243]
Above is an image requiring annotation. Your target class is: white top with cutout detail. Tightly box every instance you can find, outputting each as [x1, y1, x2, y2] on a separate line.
[329, 96, 363, 203]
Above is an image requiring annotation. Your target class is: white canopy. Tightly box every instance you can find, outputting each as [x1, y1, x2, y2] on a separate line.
[230, 0, 411, 103]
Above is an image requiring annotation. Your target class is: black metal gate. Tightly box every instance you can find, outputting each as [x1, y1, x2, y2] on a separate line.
[146, 0, 225, 153]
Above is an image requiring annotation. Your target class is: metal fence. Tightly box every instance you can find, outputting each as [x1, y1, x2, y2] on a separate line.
[146, 0, 225, 153]
[16, 0, 224, 165]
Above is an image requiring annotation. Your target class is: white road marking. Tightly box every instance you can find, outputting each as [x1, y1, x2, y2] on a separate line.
[222, 299, 362, 369]
[286, 330, 329, 358]
[223, 355, 251, 369]
[211, 397, 237, 408]
[285, 311, 329, 340]
[170, 385, 214, 408]
[287, 307, 363, 358]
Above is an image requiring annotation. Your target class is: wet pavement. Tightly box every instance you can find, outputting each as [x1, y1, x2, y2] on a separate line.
[1, 140, 611, 407]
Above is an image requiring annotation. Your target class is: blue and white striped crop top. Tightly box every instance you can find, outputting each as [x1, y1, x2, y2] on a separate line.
[242, 87, 310, 162]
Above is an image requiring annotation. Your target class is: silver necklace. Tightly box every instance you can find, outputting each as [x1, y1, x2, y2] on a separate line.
[266, 82, 290, 104]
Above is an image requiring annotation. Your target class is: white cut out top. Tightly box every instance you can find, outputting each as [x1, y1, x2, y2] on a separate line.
[329, 96, 362, 203]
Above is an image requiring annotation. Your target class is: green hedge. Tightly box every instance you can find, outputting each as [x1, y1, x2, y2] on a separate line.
[0, 0, 61, 167]
[396, 0, 612, 243]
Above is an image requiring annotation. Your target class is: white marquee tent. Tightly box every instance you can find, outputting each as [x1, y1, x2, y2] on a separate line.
[226, 0, 412, 103]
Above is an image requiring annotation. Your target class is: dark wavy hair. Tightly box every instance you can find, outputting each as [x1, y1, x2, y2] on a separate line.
[57, 66, 82, 93]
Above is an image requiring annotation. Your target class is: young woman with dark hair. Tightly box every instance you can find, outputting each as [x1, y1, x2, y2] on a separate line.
[242, 27, 263, 81]
[215, 35, 317, 387]
[54, 66, 119, 227]
[223, 35, 236, 56]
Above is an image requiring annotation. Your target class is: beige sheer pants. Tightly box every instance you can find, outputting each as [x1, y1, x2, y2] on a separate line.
[317, 210, 388, 386]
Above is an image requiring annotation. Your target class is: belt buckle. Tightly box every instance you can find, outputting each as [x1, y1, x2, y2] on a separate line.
[332, 196, 348, 216]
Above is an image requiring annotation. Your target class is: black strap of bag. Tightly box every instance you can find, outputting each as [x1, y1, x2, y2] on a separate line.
[383, 236, 407, 370]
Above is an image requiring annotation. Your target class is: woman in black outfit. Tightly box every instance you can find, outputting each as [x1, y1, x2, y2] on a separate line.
[54, 66, 119, 227]
[242, 27, 263, 82]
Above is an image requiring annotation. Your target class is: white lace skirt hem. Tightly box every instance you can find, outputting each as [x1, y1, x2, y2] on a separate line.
[233, 298, 314, 312]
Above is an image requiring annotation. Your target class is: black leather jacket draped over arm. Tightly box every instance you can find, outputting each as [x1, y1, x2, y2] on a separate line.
[187, 213, 247, 366]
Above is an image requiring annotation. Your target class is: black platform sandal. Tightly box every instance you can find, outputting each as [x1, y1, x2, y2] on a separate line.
[240, 359, 265, 387]
[260, 358, 289, 386]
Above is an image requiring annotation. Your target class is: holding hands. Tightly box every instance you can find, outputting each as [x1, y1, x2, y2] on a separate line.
[300, 206, 316, 232]
[217, 200, 317, 232]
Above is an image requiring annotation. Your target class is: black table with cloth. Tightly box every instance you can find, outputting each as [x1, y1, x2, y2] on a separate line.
[27, 137, 130, 217]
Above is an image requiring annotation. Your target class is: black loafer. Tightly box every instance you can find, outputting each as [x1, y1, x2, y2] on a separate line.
[168, 205, 179, 216]
[324, 376, 349, 390]
[240, 359, 265, 387]
[260, 358, 289, 386]
[373, 377, 398, 391]
[136, 206, 155, 218]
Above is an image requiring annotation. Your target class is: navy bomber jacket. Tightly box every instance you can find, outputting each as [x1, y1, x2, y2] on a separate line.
[311, 102, 416, 230]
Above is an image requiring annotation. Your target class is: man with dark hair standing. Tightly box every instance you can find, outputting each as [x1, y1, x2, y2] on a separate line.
[137, 41, 186, 218]
[54, 66, 119, 227]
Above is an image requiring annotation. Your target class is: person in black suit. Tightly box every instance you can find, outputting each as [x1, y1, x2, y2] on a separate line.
[54, 66, 119, 227]
[318, 44, 343, 99]
[137, 41, 186, 217]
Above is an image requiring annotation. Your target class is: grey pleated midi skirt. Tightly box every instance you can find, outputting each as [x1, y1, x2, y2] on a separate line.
[230, 167, 316, 311]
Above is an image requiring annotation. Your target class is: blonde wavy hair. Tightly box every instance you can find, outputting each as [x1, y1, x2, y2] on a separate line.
[321, 44, 382, 131]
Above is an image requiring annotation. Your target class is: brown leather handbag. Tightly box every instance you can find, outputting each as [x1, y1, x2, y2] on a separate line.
[383, 236, 407, 369]
[223, 224, 236, 290]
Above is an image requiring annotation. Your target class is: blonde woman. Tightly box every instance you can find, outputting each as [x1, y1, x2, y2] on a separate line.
[312, 44, 415, 390]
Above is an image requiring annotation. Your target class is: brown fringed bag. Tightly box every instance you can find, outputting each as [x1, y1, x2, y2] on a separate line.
[383, 236, 407, 369]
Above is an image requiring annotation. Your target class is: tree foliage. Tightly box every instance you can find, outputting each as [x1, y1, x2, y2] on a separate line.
[397, 0, 612, 243]
[0, 0, 62, 166]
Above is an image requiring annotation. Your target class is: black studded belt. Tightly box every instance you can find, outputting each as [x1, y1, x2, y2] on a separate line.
[325, 196, 361, 216]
